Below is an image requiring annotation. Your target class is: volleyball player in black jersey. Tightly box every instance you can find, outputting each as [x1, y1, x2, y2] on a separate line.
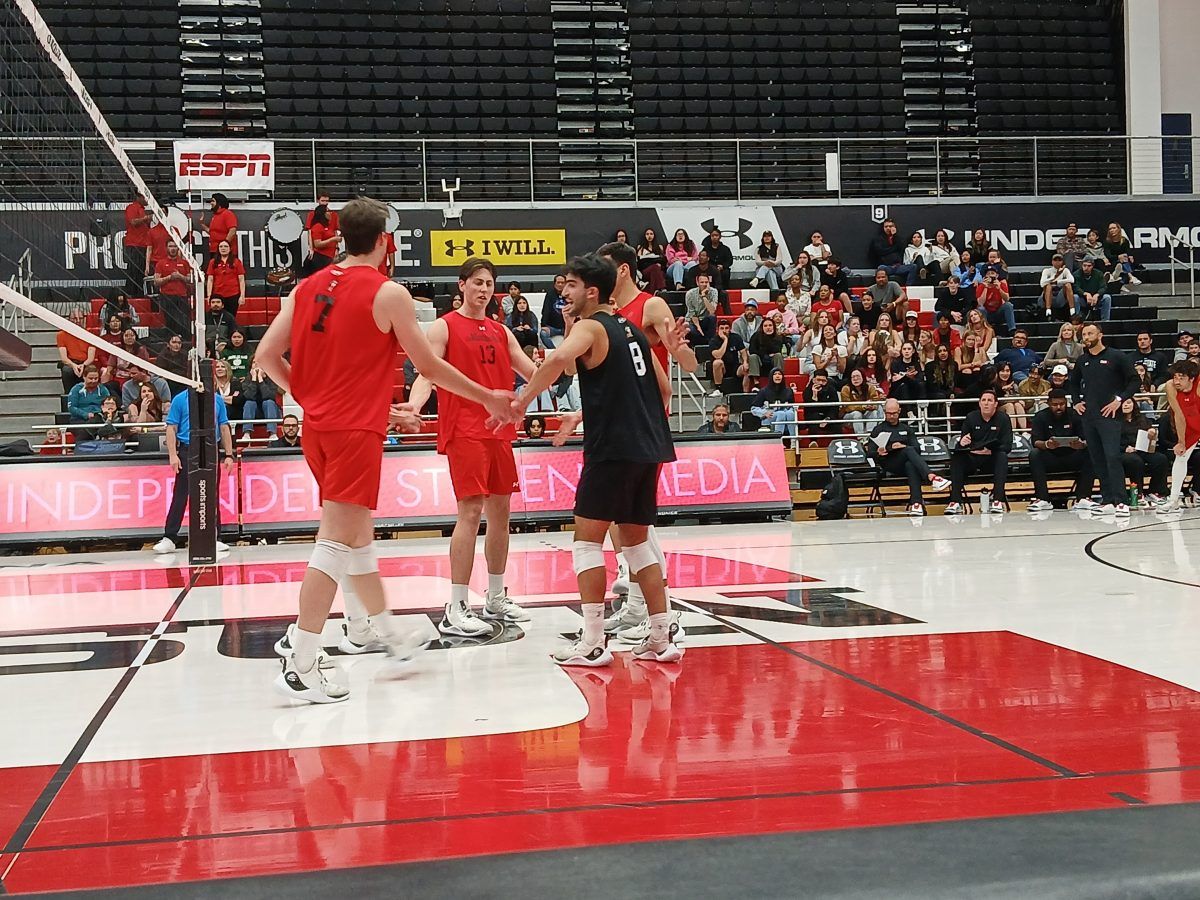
[513, 254, 684, 665]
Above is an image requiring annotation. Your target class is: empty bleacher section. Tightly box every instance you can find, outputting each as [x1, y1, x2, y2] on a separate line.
[630, 0, 904, 198]
[35, 1, 184, 139]
[969, 0, 1127, 195]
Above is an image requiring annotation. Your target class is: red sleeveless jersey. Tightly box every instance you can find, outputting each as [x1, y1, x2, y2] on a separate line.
[1177, 377, 1200, 446]
[616, 290, 669, 372]
[290, 264, 397, 436]
[437, 310, 517, 451]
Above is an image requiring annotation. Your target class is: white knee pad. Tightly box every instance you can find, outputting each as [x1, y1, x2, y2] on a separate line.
[646, 526, 667, 571]
[572, 541, 605, 575]
[347, 543, 378, 576]
[309, 539, 351, 582]
[622, 540, 659, 576]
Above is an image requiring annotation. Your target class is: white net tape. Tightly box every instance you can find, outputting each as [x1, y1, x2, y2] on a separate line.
[10, 0, 207, 365]
[0, 282, 200, 390]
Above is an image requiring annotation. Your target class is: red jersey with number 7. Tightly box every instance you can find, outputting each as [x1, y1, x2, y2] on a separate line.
[438, 310, 517, 450]
[290, 264, 397, 436]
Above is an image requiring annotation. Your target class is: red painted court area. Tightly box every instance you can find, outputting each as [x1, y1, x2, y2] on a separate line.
[4, 631, 1200, 894]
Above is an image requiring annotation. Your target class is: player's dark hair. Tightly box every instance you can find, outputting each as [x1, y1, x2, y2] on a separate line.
[1047, 388, 1069, 400]
[564, 253, 617, 304]
[459, 257, 497, 281]
[1170, 359, 1200, 379]
[339, 197, 387, 256]
[979, 388, 999, 402]
[596, 240, 637, 274]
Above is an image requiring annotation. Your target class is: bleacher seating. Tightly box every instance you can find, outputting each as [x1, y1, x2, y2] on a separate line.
[259, 2, 557, 139]
[37, 1, 184, 139]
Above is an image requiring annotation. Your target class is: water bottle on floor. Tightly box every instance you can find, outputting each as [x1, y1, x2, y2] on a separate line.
[980, 490, 991, 515]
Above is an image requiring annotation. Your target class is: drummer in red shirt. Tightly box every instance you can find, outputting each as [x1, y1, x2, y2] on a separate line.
[304, 191, 339, 233]
[123, 191, 150, 294]
[205, 239, 246, 318]
[201, 193, 238, 261]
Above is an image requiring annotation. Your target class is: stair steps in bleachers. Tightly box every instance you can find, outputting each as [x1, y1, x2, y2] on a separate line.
[180, 0, 266, 136]
[553, 0, 634, 198]
[897, 2, 978, 194]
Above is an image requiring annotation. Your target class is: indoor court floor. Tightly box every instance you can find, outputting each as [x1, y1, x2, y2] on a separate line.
[2, 512, 1200, 898]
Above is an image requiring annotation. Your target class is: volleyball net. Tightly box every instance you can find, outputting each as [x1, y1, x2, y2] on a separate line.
[1, 0, 220, 562]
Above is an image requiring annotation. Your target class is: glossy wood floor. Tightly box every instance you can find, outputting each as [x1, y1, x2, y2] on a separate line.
[1, 511, 1199, 894]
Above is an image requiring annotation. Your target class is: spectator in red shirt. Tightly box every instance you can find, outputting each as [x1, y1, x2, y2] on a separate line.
[305, 191, 339, 232]
[931, 310, 963, 351]
[97, 313, 124, 386]
[123, 191, 150, 294]
[154, 242, 195, 340]
[201, 193, 237, 260]
[378, 231, 396, 278]
[305, 204, 340, 275]
[974, 268, 1016, 336]
[146, 214, 173, 273]
[205, 240, 246, 318]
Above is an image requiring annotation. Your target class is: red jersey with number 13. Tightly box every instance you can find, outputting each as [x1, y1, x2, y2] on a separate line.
[438, 310, 517, 451]
[290, 264, 397, 436]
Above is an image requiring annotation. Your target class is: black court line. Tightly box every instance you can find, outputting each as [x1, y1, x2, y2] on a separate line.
[17, 763, 1200, 857]
[1109, 792, 1147, 806]
[672, 597, 1079, 777]
[1, 568, 202, 857]
[1085, 513, 1200, 589]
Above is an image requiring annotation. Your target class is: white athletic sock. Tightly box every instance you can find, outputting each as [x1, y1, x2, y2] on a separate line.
[649, 612, 670, 643]
[291, 626, 322, 674]
[451, 584, 470, 613]
[371, 607, 394, 639]
[487, 572, 505, 597]
[1169, 447, 1196, 503]
[342, 581, 369, 630]
[582, 603, 605, 645]
[625, 582, 648, 616]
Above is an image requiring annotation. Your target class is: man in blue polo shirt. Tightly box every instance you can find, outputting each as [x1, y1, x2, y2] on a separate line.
[153, 387, 235, 553]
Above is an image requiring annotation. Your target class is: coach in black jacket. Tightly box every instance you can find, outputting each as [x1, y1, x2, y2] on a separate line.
[1070, 322, 1140, 511]
[945, 388, 1013, 513]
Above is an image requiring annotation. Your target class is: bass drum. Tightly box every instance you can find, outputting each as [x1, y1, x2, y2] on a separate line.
[384, 204, 402, 234]
[266, 208, 304, 245]
[163, 205, 190, 240]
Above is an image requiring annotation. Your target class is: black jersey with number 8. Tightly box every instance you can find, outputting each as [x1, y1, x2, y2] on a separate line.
[577, 311, 676, 464]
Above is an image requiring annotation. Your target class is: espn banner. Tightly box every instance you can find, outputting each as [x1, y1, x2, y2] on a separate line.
[0, 437, 791, 542]
[173, 140, 276, 192]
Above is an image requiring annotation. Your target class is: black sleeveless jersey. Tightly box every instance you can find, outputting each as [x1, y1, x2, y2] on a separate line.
[578, 310, 676, 464]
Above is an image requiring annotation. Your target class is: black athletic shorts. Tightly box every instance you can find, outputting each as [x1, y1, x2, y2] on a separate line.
[574, 459, 661, 526]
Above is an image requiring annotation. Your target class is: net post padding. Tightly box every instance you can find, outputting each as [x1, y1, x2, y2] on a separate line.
[187, 359, 219, 566]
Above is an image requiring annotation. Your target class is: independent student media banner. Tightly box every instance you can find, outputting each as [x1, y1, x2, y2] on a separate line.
[0, 437, 792, 543]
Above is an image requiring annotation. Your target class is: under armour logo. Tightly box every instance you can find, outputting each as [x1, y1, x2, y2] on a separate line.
[701, 217, 754, 250]
[444, 239, 475, 256]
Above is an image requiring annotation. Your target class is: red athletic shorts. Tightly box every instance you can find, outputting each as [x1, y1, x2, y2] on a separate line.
[445, 437, 519, 499]
[302, 427, 385, 509]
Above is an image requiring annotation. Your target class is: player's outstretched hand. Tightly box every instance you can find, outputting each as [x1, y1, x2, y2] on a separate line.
[388, 402, 423, 434]
[552, 411, 583, 446]
[664, 316, 689, 354]
[484, 389, 519, 431]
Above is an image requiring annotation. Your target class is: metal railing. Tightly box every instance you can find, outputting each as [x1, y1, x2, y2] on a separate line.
[1167, 234, 1197, 309]
[0, 134, 1185, 204]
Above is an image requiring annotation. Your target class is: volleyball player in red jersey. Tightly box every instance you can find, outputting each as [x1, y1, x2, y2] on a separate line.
[1158, 359, 1200, 512]
[255, 198, 517, 704]
[408, 258, 539, 637]
[587, 240, 696, 643]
